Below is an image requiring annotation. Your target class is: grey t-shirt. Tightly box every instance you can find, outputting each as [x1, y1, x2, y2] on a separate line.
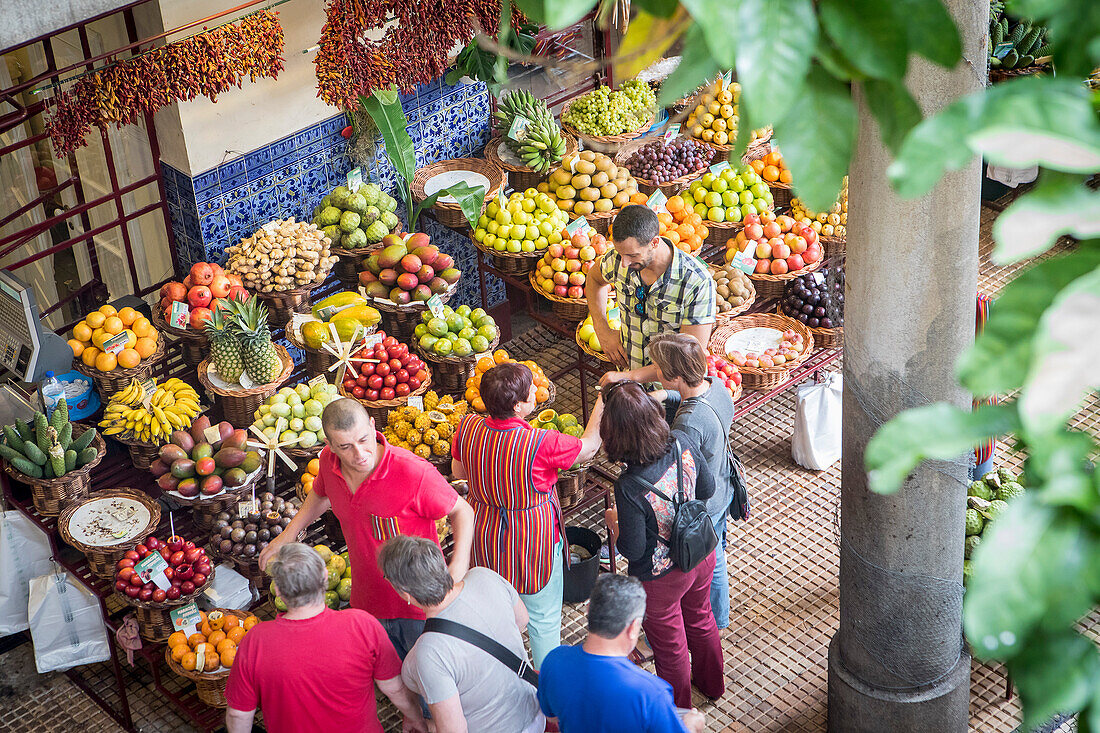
[666, 378, 735, 521]
[401, 568, 540, 732]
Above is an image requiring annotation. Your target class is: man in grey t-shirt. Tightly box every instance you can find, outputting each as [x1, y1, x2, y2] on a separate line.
[379, 536, 544, 733]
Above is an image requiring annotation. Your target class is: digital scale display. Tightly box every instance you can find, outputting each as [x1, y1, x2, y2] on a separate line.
[0, 270, 39, 380]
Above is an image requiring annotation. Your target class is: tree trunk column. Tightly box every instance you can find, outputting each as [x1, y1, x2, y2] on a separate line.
[827, 2, 985, 728]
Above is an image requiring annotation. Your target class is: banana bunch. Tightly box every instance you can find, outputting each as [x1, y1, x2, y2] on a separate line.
[989, 16, 1049, 70]
[99, 377, 201, 443]
[493, 90, 567, 173]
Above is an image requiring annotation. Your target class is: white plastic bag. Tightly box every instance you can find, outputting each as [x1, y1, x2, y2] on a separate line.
[27, 570, 111, 673]
[792, 372, 843, 470]
[197, 563, 256, 611]
[0, 510, 54, 635]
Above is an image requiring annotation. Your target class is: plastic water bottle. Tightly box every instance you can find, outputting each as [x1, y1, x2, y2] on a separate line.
[41, 371, 64, 416]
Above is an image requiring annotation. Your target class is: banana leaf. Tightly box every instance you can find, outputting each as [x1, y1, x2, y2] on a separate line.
[410, 182, 486, 232]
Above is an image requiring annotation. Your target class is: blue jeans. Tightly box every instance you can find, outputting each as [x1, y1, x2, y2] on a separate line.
[709, 515, 729, 630]
[519, 537, 564, 669]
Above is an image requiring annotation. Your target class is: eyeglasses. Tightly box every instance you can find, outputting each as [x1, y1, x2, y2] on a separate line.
[634, 285, 648, 316]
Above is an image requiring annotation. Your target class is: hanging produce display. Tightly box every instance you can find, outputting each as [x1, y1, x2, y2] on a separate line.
[46, 10, 285, 156]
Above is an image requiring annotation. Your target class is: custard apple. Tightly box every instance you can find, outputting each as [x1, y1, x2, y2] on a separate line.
[345, 192, 367, 215]
[329, 185, 351, 208]
[986, 499, 1008, 520]
[965, 508, 984, 536]
[339, 211, 361, 233]
[362, 206, 380, 225]
[963, 560, 973, 585]
[964, 534, 981, 559]
[996, 481, 1024, 502]
[365, 220, 389, 243]
[967, 480, 994, 501]
[380, 210, 399, 229]
[380, 193, 398, 213]
[997, 467, 1016, 485]
[360, 183, 381, 207]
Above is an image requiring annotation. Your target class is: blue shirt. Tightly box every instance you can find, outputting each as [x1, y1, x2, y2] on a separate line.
[538, 645, 688, 733]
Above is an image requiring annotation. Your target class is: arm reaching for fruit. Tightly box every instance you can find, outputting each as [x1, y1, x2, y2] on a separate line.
[575, 395, 605, 464]
[445, 496, 474, 582]
[257, 490, 331, 571]
[378, 675, 429, 733]
[585, 267, 627, 369]
[679, 322, 713, 357]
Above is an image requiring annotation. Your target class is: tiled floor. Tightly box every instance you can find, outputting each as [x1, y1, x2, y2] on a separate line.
[0, 200, 1091, 732]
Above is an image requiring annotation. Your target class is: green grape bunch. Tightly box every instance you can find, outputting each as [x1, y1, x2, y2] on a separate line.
[563, 80, 657, 136]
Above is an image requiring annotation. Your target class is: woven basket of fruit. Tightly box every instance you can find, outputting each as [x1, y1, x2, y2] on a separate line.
[778, 268, 844, 349]
[113, 537, 216, 641]
[165, 608, 258, 707]
[198, 344, 295, 428]
[485, 134, 580, 192]
[615, 137, 711, 198]
[74, 335, 165, 401]
[471, 234, 543, 276]
[560, 98, 653, 155]
[363, 284, 459, 344]
[748, 258, 823, 301]
[529, 270, 590, 321]
[411, 158, 505, 229]
[471, 188, 573, 276]
[723, 211, 826, 300]
[557, 458, 594, 509]
[57, 488, 160, 580]
[150, 306, 208, 367]
[708, 313, 813, 391]
[251, 283, 320, 329]
[742, 145, 793, 209]
[332, 244, 385, 291]
[2, 418, 105, 517]
[463, 350, 555, 414]
[339, 364, 432, 426]
[539, 150, 641, 233]
[669, 159, 778, 251]
[412, 303, 502, 395]
[709, 265, 756, 326]
[382, 392, 464, 466]
[283, 324, 341, 380]
[491, 91, 578, 189]
[576, 321, 611, 363]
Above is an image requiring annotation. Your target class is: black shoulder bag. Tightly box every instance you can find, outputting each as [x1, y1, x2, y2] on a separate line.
[423, 617, 539, 687]
[696, 400, 750, 521]
[636, 438, 718, 571]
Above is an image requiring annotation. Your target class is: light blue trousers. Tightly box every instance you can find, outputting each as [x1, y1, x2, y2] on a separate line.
[518, 537, 564, 669]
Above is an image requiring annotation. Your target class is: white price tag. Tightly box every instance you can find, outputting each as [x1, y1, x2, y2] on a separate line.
[203, 425, 222, 444]
[134, 553, 171, 591]
[347, 167, 363, 192]
[507, 115, 531, 141]
[238, 372, 256, 389]
[663, 123, 681, 143]
[565, 217, 589, 236]
[427, 295, 445, 319]
[262, 220, 279, 232]
[407, 395, 424, 411]
[812, 272, 825, 285]
[730, 250, 744, 269]
[496, 189, 507, 210]
[362, 333, 383, 348]
[238, 499, 259, 517]
[645, 190, 668, 213]
[170, 301, 190, 329]
[170, 603, 202, 635]
[309, 374, 328, 388]
[709, 160, 731, 175]
[102, 332, 129, 355]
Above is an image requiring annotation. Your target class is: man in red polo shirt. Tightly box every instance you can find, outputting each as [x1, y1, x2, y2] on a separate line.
[226, 542, 426, 733]
[260, 398, 473, 657]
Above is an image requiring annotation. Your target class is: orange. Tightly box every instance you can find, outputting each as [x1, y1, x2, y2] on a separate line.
[91, 329, 109, 350]
[171, 643, 189, 662]
[135, 337, 157, 359]
[85, 311, 106, 329]
[750, 159, 765, 174]
[535, 386, 549, 403]
[477, 356, 495, 373]
[123, 329, 137, 348]
[167, 632, 189, 649]
[181, 652, 197, 671]
[630, 192, 648, 205]
[207, 630, 227, 647]
[199, 610, 208, 625]
[72, 322, 93, 342]
[762, 165, 780, 182]
[117, 307, 138, 326]
[307, 458, 320, 475]
[493, 349, 509, 364]
[779, 170, 793, 184]
[472, 396, 486, 413]
[464, 387, 479, 403]
[81, 347, 101, 367]
[200, 621, 213, 638]
[469, 373, 482, 389]
[131, 318, 154, 338]
[666, 196, 684, 214]
[103, 316, 124, 335]
[215, 638, 236, 655]
[220, 647, 237, 668]
[242, 615, 260, 631]
[226, 626, 246, 644]
[188, 633, 206, 649]
[203, 653, 221, 672]
[194, 642, 215, 658]
[116, 348, 140, 368]
[665, 230, 680, 245]
[98, 304, 117, 317]
[68, 339, 85, 357]
[94, 351, 117, 371]
[222, 614, 240, 631]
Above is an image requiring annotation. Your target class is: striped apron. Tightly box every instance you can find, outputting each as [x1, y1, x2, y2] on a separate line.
[456, 415, 564, 594]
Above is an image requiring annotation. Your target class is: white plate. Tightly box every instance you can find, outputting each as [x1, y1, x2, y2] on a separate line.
[65, 497, 152, 547]
[423, 170, 491, 204]
[724, 327, 784, 357]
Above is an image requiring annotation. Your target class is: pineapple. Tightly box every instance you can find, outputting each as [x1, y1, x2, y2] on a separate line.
[204, 306, 244, 383]
[228, 298, 282, 384]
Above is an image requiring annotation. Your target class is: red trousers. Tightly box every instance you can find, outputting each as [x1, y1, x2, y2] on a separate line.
[641, 551, 726, 707]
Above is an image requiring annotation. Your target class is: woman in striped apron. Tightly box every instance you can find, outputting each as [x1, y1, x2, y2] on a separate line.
[451, 362, 604, 668]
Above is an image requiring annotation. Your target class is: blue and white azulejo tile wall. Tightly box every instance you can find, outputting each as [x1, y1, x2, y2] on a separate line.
[161, 79, 504, 312]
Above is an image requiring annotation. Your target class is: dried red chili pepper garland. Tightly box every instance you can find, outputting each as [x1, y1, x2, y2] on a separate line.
[315, 0, 512, 110]
[45, 10, 285, 157]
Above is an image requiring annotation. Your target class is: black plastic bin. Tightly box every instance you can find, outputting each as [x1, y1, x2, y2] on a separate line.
[563, 525, 602, 603]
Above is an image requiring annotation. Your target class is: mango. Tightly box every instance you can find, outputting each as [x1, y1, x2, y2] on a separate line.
[302, 321, 331, 350]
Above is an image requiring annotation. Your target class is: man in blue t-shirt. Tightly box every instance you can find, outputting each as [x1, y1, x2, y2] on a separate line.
[538, 575, 706, 733]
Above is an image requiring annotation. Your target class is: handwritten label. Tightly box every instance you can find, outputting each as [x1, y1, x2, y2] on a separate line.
[140, 379, 156, 408]
[238, 371, 256, 389]
[204, 425, 222, 445]
[170, 301, 190, 329]
[103, 332, 129, 355]
[238, 498, 259, 517]
[812, 272, 825, 285]
[170, 603, 202, 635]
[134, 552, 171, 591]
[309, 374, 328, 389]
[407, 395, 424, 411]
[709, 160, 731, 175]
[645, 189, 668, 213]
[663, 123, 681, 143]
[261, 220, 279, 232]
[507, 115, 531, 141]
[565, 217, 589, 236]
[362, 333, 383, 348]
[347, 167, 363, 192]
[427, 295, 445, 319]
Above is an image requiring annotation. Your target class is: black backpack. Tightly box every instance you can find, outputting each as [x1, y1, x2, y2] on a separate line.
[639, 438, 718, 572]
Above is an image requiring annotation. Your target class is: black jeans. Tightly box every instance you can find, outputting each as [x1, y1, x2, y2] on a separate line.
[379, 617, 426, 659]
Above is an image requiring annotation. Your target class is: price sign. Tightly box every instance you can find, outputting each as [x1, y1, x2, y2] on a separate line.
[204, 425, 222, 444]
[709, 160, 731, 176]
[566, 217, 589, 236]
[261, 220, 279, 232]
[102, 332, 129, 355]
[238, 498, 259, 517]
[427, 295, 445, 319]
[496, 189, 507, 210]
[362, 333, 383, 348]
[315, 305, 347, 321]
[139, 380, 156, 408]
[170, 301, 190, 329]
[507, 115, 531, 141]
[739, 251, 757, 274]
[721, 70, 733, 86]
[134, 552, 171, 591]
[730, 250, 744, 269]
[663, 123, 681, 144]
[565, 155, 578, 173]
[812, 272, 825, 285]
[347, 167, 363, 192]
[170, 603, 202, 635]
[308, 374, 328, 389]
[407, 395, 424, 411]
[645, 189, 668, 213]
[993, 42, 1014, 59]
[238, 371, 256, 389]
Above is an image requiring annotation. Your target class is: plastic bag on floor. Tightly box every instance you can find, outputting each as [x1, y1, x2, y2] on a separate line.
[0, 510, 54, 635]
[28, 570, 111, 673]
[792, 372, 843, 471]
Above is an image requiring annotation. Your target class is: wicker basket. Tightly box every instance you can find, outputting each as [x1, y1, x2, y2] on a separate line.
[232, 556, 267, 591]
[471, 234, 544, 277]
[415, 332, 500, 397]
[710, 265, 757, 326]
[332, 244, 384, 291]
[2, 426, 106, 516]
[252, 284, 319, 329]
[698, 130, 774, 165]
[197, 344, 294, 427]
[747, 258, 823, 300]
[283, 319, 369, 381]
[575, 322, 612, 363]
[164, 608, 250, 707]
[990, 64, 1049, 83]
[776, 305, 844, 349]
[169, 467, 265, 532]
[615, 140, 707, 198]
[820, 234, 846, 258]
[581, 207, 617, 237]
[115, 572, 215, 641]
[151, 307, 208, 367]
[741, 142, 792, 210]
[708, 313, 814, 391]
[485, 134, 579, 192]
[528, 271, 590, 322]
[338, 367, 432, 425]
[557, 460, 593, 510]
[111, 434, 162, 471]
[57, 487, 161, 580]
[702, 220, 745, 251]
[411, 158, 505, 229]
[75, 336, 166, 401]
[361, 281, 459, 343]
[560, 100, 653, 155]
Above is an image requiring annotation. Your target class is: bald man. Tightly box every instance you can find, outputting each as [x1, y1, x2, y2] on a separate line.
[260, 398, 473, 658]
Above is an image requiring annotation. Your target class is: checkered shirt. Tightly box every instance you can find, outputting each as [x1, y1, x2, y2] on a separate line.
[599, 241, 716, 370]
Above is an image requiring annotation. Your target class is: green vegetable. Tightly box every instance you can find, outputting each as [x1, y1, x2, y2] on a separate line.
[71, 428, 96, 453]
[64, 449, 77, 472]
[48, 442, 65, 478]
[77, 446, 98, 467]
[14, 419, 32, 442]
[1018, 54, 1034, 67]
[3, 425, 25, 453]
[9, 456, 42, 478]
[1034, 44, 1051, 57]
[1003, 49, 1019, 68]
[22, 441, 47, 466]
[0, 443, 25, 462]
[43, 461, 54, 479]
[49, 398, 68, 432]
[58, 423, 72, 450]
[1010, 21, 1028, 44]
[991, 20, 1004, 45]
[34, 412, 49, 453]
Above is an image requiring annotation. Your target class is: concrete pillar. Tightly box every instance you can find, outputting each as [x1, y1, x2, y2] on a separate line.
[826, 1, 986, 729]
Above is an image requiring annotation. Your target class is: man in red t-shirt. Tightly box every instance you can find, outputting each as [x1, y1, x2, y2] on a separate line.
[259, 398, 473, 657]
[226, 542, 426, 733]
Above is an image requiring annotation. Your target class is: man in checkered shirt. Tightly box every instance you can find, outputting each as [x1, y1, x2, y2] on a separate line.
[585, 205, 716, 384]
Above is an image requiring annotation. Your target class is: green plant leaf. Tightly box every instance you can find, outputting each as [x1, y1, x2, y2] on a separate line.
[680, 0, 742, 68]
[1026, 429, 1099, 512]
[965, 494, 1099, 662]
[735, 0, 817, 127]
[819, 0, 907, 80]
[885, 95, 977, 199]
[956, 246, 1100, 396]
[633, 0, 680, 17]
[359, 93, 414, 184]
[1019, 263, 1100, 435]
[410, 191, 444, 233]
[614, 7, 689, 81]
[862, 78, 922, 154]
[992, 173, 1100, 264]
[657, 24, 721, 108]
[513, 0, 597, 29]
[892, 0, 961, 67]
[865, 402, 1021, 494]
[442, 182, 487, 231]
[772, 67, 855, 213]
[1007, 628, 1100, 730]
[814, 39, 866, 81]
